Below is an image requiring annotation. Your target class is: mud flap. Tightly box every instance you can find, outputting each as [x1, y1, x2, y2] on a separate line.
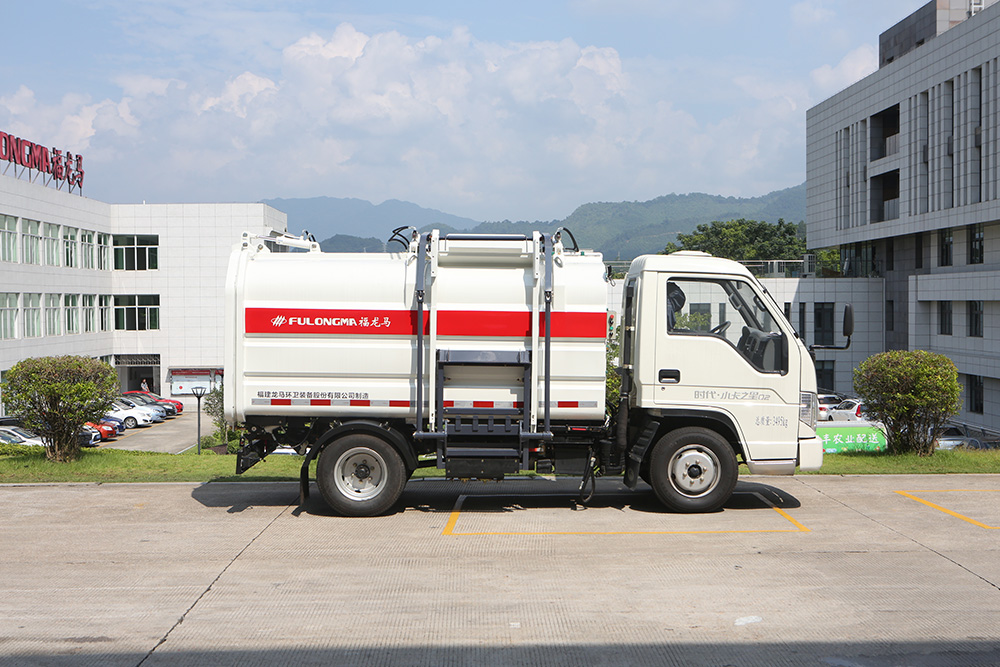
[623, 419, 661, 489]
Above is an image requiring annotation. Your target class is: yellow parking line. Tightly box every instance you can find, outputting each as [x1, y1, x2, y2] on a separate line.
[442, 492, 808, 536]
[895, 490, 1000, 529]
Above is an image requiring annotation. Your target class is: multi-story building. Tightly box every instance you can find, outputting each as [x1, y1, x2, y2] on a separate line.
[807, 0, 1000, 433]
[0, 157, 286, 414]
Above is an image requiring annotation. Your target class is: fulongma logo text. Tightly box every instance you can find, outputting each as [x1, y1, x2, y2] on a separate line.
[264, 313, 395, 329]
[271, 315, 363, 327]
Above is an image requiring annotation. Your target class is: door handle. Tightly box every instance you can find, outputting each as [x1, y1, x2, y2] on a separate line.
[659, 369, 680, 383]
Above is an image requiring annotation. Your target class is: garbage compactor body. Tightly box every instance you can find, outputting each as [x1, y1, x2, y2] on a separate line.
[225, 232, 609, 431]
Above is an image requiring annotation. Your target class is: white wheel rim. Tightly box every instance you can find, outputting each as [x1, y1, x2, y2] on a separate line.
[333, 447, 387, 501]
[668, 445, 721, 498]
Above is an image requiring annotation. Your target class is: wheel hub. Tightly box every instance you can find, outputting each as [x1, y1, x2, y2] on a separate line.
[669, 446, 720, 497]
[334, 447, 386, 500]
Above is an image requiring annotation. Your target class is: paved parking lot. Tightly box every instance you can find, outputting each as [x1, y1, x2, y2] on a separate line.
[1, 474, 999, 666]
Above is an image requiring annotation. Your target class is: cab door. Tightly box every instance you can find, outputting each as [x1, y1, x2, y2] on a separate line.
[651, 274, 800, 461]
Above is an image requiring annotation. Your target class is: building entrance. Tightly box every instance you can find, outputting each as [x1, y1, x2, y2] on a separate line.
[114, 354, 161, 393]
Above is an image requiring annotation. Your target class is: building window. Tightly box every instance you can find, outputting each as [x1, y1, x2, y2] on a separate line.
[99, 295, 113, 331]
[938, 229, 952, 267]
[43, 223, 60, 266]
[21, 219, 41, 265]
[113, 235, 159, 271]
[799, 302, 806, 344]
[81, 230, 95, 269]
[97, 233, 111, 270]
[938, 301, 952, 335]
[82, 294, 96, 333]
[0, 293, 17, 340]
[815, 360, 835, 393]
[63, 227, 78, 268]
[968, 224, 984, 265]
[784, 302, 791, 321]
[45, 294, 61, 335]
[64, 294, 80, 334]
[886, 238, 894, 271]
[968, 375, 984, 414]
[114, 295, 160, 330]
[914, 232, 923, 269]
[1, 214, 17, 263]
[814, 302, 834, 346]
[968, 300, 983, 337]
[22, 293, 41, 338]
[886, 300, 894, 332]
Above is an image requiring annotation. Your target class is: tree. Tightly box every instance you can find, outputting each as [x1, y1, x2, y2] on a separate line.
[663, 218, 807, 261]
[203, 386, 229, 444]
[853, 350, 962, 456]
[1, 356, 119, 462]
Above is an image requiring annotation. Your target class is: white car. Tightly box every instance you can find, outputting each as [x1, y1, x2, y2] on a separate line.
[0, 425, 45, 446]
[817, 394, 843, 421]
[107, 405, 154, 429]
[829, 399, 869, 422]
[113, 399, 164, 424]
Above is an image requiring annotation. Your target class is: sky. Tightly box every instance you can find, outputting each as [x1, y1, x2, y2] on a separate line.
[2, 0, 926, 222]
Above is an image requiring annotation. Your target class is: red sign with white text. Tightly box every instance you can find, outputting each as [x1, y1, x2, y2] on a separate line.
[245, 308, 606, 339]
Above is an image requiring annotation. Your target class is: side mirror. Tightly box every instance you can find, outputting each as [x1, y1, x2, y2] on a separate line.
[842, 304, 854, 338]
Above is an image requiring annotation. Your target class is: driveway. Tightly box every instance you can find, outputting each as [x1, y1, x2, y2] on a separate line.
[1, 474, 999, 665]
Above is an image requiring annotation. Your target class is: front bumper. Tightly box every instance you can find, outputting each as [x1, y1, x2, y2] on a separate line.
[797, 436, 824, 471]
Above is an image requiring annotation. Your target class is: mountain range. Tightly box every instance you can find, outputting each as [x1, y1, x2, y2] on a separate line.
[262, 182, 805, 260]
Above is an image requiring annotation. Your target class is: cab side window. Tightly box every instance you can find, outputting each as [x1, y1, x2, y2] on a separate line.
[666, 278, 787, 374]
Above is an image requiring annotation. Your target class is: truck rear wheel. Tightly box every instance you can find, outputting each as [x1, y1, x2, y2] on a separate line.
[649, 427, 737, 513]
[316, 434, 406, 517]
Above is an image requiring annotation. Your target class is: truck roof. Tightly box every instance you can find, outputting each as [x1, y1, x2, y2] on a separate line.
[628, 251, 754, 279]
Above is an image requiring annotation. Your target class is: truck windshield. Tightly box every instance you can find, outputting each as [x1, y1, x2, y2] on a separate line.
[666, 277, 786, 373]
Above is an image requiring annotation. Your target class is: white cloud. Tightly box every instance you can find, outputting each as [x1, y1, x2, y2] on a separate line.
[200, 72, 278, 118]
[810, 44, 878, 97]
[791, 1, 835, 27]
[1, 18, 822, 218]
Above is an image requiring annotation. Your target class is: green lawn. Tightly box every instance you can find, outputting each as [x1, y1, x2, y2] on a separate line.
[1, 446, 999, 484]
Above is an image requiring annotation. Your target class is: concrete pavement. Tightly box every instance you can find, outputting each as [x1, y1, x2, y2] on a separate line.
[2, 474, 1000, 665]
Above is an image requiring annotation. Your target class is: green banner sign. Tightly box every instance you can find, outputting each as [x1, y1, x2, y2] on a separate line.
[817, 424, 886, 453]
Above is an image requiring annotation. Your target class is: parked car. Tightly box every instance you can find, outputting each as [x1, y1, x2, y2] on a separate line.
[123, 390, 184, 414]
[86, 421, 118, 441]
[0, 426, 44, 446]
[817, 394, 844, 421]
[829, 399, 869, 422]
[0, 431, 20, 445]
[114, 398, 165, 423]
[99, 415, 126, 435]
[107, 404, 153, 429]
[122, 391, 177, 416]
[79, 426, 102, 447]
[934, 426, 983, 450]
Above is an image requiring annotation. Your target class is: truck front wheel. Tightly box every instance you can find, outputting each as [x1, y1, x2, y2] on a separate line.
[649, 427, 737, 513]
[316, 434, 406, 517]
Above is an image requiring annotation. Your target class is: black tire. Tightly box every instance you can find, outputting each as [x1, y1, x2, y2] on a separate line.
[316, 433, 407, 517]
[648, 427, 738, 513]
[123, 416, 138, 429]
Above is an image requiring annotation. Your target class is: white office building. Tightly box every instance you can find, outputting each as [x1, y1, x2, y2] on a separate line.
[0, 161, 286, 414]
[807, 0, 1000, 434]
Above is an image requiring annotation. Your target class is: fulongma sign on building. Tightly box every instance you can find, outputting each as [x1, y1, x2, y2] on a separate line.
[0, 129, 85, 194]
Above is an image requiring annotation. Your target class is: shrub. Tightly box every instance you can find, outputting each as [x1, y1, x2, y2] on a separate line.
[0, 442, 44, 457]
[1, 356, 119, 462]
[853, 350, 962, 456]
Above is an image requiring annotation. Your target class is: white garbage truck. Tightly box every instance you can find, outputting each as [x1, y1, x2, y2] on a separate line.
[225, 229, 843, 516]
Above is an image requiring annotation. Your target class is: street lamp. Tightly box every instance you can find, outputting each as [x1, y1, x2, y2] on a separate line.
[192, 386, 207, 454]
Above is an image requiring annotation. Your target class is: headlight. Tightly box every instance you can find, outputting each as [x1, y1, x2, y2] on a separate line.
[799, 391, 817, 430]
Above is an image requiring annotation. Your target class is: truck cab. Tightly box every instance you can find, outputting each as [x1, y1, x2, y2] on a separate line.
[618, 252, 822, 511]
